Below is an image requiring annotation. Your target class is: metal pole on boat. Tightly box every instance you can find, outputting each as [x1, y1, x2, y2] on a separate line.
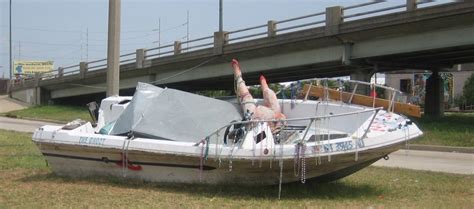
[106, 0, 121, 97]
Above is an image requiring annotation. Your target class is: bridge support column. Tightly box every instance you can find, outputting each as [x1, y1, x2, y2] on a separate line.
[424, 71, 444, 117]
[350, 70, 371, 95]
[325, 6, 343, 36]
[80, 62, 88, 79]
[136, 48, 146, 69]
[213, 31, 228, 55]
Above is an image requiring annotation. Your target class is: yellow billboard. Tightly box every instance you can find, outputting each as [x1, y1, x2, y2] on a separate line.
[13, 61, 54, 75]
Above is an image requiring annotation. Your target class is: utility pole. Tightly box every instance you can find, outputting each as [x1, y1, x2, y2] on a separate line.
[186, 10, 189, 50]
[80, 29, 83, 61]
[106, 0, 121, 97]
[158, 18, 161, 55]
[86, 27, 89, 61]
[219, 0, 223, 32]
[9, 0, 12, 80]
[18, 41, 21, 61]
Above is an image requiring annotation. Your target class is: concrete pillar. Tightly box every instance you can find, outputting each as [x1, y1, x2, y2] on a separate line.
[80, 62, 88, 79]
[213, 31, 228, 55]
[35, 87, 41, 105]
[58, 67, 64, 78]
[267, 20, 277, 37]
[34, 73, 41, 87]
[106, 0, 121, 97]
[350, 70, 371, 95]
[407, 0, 417, 11]
[136, 48, 146, 69]
[342, 42, 353, 65]
[174, 41, 182, 55]
[325, 6, 343, 36]
[424, 71, 444, 117]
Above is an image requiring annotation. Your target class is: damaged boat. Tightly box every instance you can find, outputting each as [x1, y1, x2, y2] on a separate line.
[32, 66, 423, 186]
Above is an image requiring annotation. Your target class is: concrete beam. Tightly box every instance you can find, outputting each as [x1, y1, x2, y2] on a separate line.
[58, 67, 64, 78]
[342, 42, 353, 65]
[407, 0, 417, 11]
[213, 31, 228, 55]
[136, 48, 146, 69]
[267, 20, 277, 37]
[153, 45, 343, 85]
[50, 75, 152, 99]
[325, 6, 343, 36]
[352, 24, 474, 59]
[80, 62, 88, 79]
[174, 41, 182, 55]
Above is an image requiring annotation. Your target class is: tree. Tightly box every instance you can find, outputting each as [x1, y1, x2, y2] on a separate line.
[462, 73, 474, 105]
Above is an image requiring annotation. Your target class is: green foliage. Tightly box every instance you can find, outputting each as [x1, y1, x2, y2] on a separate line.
[0, 130, 47, 169]
[5, 105, 91, 122]
[195, 90, 232, 98]
[462, 73, 474, 104]
[412, 113, 474, 147]
[0, 127, 473, 208]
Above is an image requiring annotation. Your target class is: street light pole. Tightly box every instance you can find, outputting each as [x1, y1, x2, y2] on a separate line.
[9, 0, 12, 80]
[219, 0, 223, 32]
[106, 0, 121, 97]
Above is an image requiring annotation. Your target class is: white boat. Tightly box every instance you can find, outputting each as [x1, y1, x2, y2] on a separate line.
[32, 80, 422, 186]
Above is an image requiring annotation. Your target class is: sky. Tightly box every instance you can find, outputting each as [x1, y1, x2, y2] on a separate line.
[0, 0, 453, 79]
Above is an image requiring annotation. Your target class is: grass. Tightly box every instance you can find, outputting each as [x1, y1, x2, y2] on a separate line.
[2, 105, 91, 123]
[412, 113, 474, 147]
[0, 129, 473, 208]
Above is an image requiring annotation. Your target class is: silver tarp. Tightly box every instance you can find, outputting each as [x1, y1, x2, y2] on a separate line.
[110, 82, 242, 142]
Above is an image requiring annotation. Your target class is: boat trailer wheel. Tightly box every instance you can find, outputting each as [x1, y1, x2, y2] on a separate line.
[383, 155, 389, 160]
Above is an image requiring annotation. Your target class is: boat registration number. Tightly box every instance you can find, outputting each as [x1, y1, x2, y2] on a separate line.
[316, 140, 364, 153]
[79, 137, 106, 146]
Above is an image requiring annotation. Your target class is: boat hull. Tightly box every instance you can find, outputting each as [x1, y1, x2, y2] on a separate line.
[35, 140, 404, 185]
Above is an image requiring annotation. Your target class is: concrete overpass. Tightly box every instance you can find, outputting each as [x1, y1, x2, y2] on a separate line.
[9, 1, 474, 111]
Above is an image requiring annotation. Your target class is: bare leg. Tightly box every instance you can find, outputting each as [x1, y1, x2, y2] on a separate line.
[260, 75, 286, 120]
[231, 59, 256, 116]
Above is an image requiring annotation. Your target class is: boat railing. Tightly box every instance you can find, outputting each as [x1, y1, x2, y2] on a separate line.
[196, 107, 381, 147]
[300, 78, 420, 118]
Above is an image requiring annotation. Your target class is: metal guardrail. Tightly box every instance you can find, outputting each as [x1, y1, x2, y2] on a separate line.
[9, 0, 456, 88]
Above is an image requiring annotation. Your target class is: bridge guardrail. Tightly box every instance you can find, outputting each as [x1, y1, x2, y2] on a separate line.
[10, 0, 457, 89]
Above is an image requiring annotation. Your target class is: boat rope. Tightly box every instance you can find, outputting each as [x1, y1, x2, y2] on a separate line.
[198, 137, 209, 182]
[278, 138, 284, 200]
[326, 117, 332, 162]
[259, 122, 264, 168]
[120, 138, 128, 177]
[406, 123, 411, 151]
[293, 143, 300, 177]
[228, 136, 239, 172]
[300, 143, 306, 184]
[355, 111, 360, 162]
[252, 122, 257, 167]
[215, 133, 220, 162]
[338, 79, 344, 105]
[404, 123, 410, 155]
[371, 83, 376, 108]
[314, 118, 322, 166]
